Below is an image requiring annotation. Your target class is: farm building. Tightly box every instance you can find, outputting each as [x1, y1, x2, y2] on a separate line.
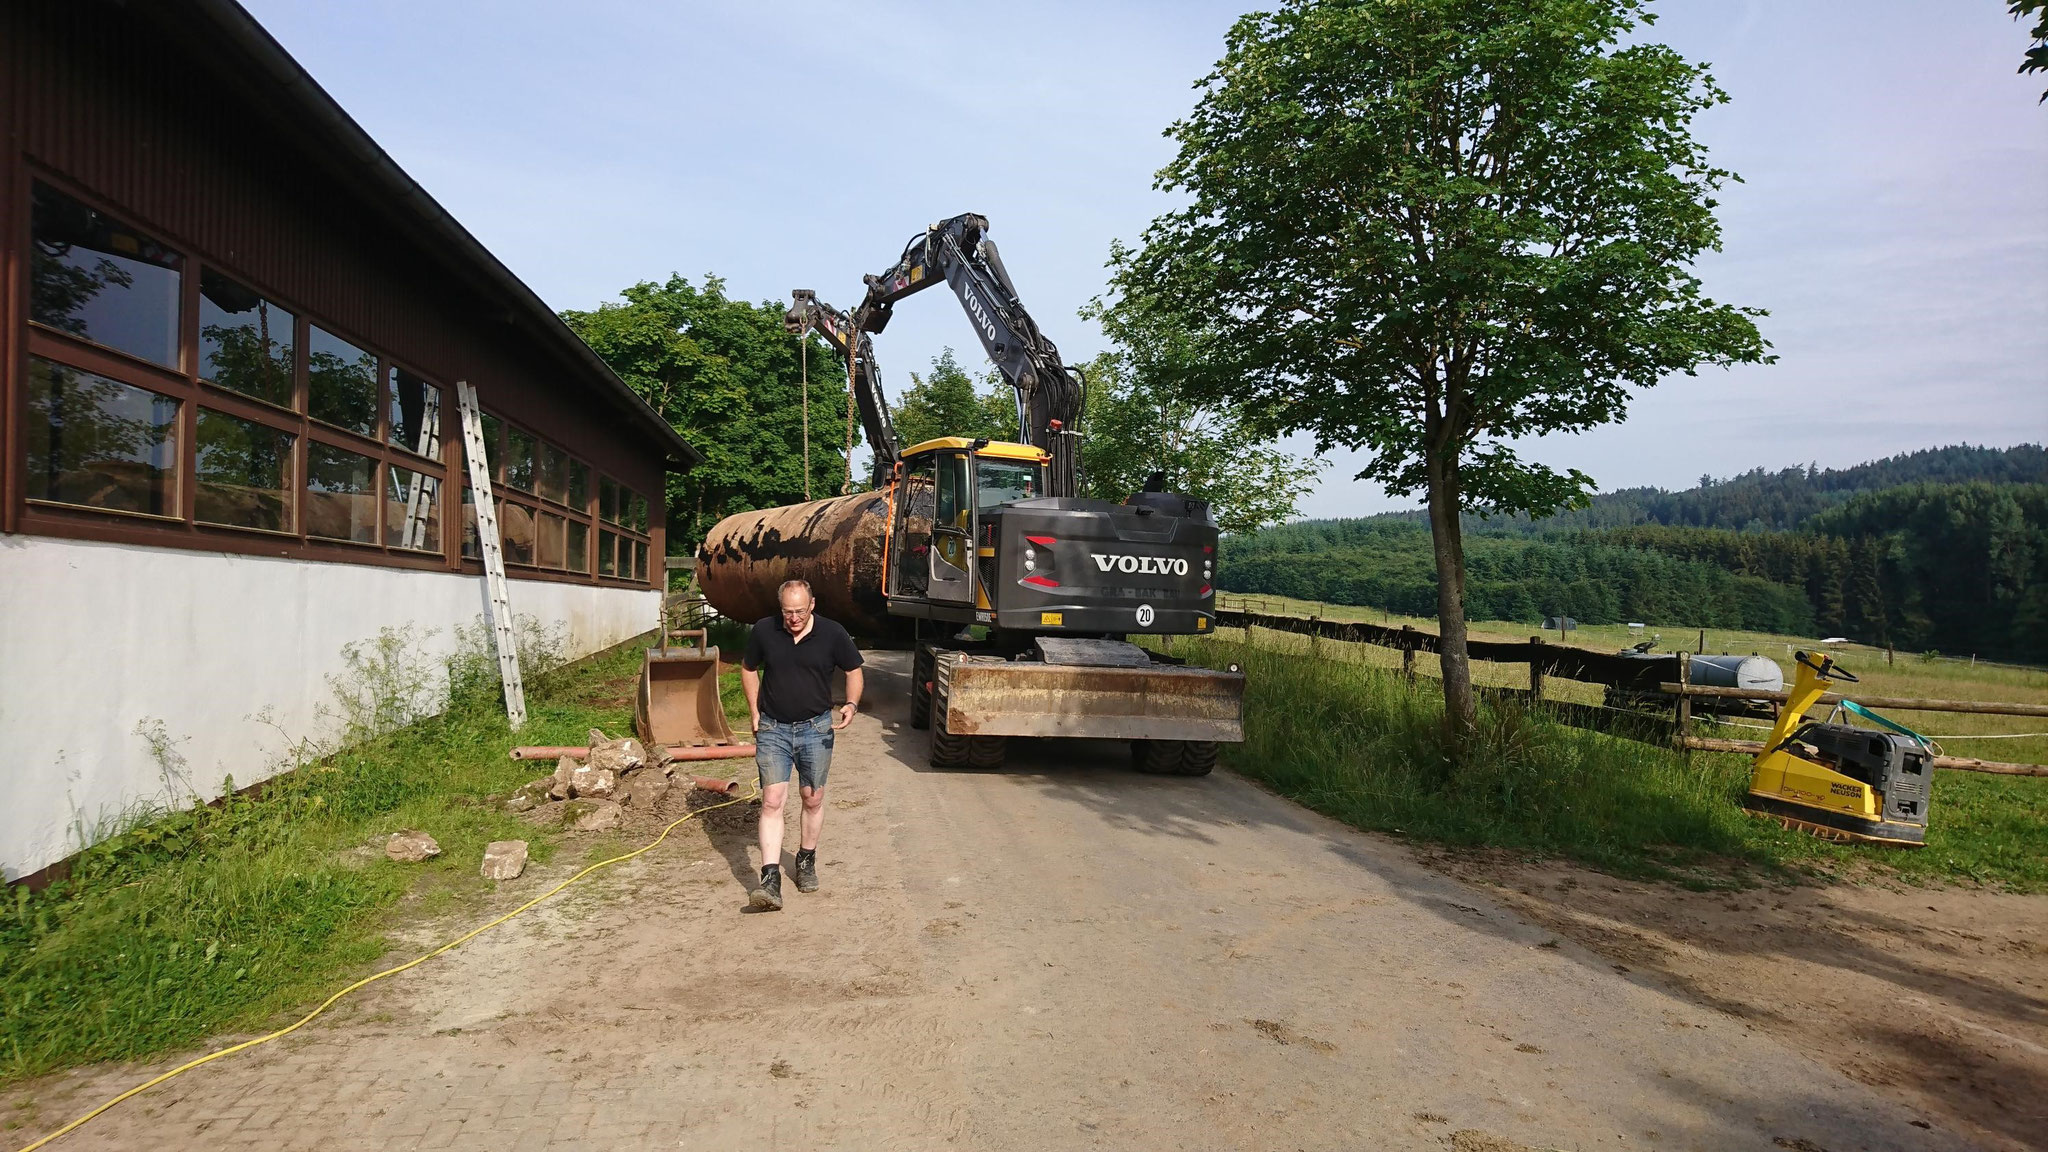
[0, 0, 698, 880]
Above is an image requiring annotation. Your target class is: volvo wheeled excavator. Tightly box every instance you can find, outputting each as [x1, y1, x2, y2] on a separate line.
[696, 213, 1243, 773]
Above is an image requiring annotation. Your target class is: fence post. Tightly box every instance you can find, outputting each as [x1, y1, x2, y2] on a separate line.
[1675, 651, 1693, 757]
[1401, 625, 1416, 683]
[1528, 636, 1545, 700]
[1310, 611, 1321, 659]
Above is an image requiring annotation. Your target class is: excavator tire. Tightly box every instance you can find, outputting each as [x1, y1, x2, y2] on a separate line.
[909, 644, 934, 731]
[1132, 739, 1217, 777]
[929, 652, 973, 768]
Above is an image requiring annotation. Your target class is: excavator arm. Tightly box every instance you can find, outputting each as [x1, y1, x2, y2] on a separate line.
[857, 214, 1085, 496]
[790, 214, 1086, 497]
[784, 289, 900, 488]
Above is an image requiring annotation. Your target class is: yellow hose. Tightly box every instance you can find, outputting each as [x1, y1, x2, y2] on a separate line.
[17, 787, 758, 1152]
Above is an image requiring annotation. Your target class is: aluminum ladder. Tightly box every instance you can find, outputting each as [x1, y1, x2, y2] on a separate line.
[455, 380, 526, 729]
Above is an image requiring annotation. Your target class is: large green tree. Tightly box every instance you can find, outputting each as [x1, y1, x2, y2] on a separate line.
[890, 348, 1014, 449]
[1103, 0, 1770, 750]
[561, 275, 854, 546]
[1076, 351, 1322, 533]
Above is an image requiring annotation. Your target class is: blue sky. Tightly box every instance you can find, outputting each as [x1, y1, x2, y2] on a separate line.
[243, 0, 2047, 518]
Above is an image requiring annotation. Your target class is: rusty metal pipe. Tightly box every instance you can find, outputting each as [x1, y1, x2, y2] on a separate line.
[665, 744, 758, 761]
[691, 776, 743, 794]
[697, 491, 900, 636]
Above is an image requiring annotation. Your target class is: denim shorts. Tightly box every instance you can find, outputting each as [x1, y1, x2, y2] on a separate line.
[756, 710, 835, 792]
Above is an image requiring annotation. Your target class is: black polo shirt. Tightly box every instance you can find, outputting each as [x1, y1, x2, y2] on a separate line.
[742, 615, 865, 723]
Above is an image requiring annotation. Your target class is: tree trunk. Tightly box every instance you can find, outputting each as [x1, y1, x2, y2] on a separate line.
[1425, 450, 1477, 763]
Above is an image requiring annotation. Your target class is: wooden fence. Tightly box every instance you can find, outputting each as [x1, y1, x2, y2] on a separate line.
[1209, 605, 2048, 778]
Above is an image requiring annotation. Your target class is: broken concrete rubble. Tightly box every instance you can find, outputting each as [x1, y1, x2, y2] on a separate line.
[385, 829, 440, 863]
[481, 840, 528, 880]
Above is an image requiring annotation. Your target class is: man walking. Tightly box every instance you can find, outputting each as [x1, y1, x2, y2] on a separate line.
[739, 579, 864, 911]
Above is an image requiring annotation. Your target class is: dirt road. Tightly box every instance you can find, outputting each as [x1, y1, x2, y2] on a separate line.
[11, 652, 1973, 1151]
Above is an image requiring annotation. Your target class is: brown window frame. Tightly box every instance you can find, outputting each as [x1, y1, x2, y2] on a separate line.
[12, 169, 655, 588]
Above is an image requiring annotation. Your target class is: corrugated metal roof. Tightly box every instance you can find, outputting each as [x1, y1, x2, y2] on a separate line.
[153, 0, 700, 467]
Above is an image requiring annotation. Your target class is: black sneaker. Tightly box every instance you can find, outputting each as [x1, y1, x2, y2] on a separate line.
[794, 850, 819, 893]
[749, 865, 783, 911]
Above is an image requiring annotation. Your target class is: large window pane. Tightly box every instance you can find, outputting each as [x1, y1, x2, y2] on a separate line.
[566, 519, 589, 573]
[598, 529, 618, 576]
[307, 326, 376, 435]
[198, 270, 294, 408]
[537, 511, 567, 569]
[388, 367, 442, 460]
[476, 413, 502, 481]
[25, 357, 178, 515]
[599, 476, 618, 523]
[195, 408, 293, 532]
[30, 183, 182, 368]
[305, 442, 377, 542]
[537, 442, 568, 504]
[628, 491, 648, 532]
[567, 459, 589, 511]
[633, 540, 649, 582]
[386, 466, 442, 553]
[504, 427, 535, 492]
[461, 486, 481, 559]
[501, 501, 535, 564]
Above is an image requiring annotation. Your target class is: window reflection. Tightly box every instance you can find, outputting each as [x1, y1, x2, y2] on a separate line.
[30, 183, 182, 368]
[308, 326, 376, 435]
[599, 476, 618, 522]
[481, 413, 502, 478]
[567, 459, 589, 511]
[387, 367, 442, 460]
[25, 357, 179, 515]
[598, 529, 618, 576]
[628, 491, 648, 532]
[633, 540, 649, 582]
[306, 442, 377, 543]
[537, 511, 567, 569]
[504, 427, 535, 492]
[538, 442, 567, 504]
[196, 408, 293, 532]
[386, 466, 442, 553]
[567, 519, 589, 572]
[199, 270, 294, 408]
[461, 486, 481, 559]
[501, 501, 536, 564]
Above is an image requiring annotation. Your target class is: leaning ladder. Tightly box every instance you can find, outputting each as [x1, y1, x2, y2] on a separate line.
[455, 380, 527, 730]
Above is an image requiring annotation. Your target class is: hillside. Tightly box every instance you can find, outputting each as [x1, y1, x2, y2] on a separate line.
[1368, 443, 2045, 534]
[1220, 446, 2048, 662]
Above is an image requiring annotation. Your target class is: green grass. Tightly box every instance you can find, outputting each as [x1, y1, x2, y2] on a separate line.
[1159, 633, 2048, 891]
[0, 627, 661, 1088]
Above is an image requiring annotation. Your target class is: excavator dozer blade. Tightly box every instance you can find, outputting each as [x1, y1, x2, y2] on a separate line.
[636, 639, 740, 750]
[944, 660, 1244, 743]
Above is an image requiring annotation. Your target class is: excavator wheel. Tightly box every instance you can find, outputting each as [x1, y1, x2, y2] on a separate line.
[929, 651, 973, 768]
[930, 651, 1006, 770]
[1132, 739, 1217, 777]
[910, 644, 935, 731]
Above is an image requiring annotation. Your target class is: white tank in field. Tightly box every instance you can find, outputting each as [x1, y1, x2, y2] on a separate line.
[1687, 653, 1784, 693]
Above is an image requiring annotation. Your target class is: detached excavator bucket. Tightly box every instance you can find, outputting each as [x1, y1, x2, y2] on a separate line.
[636, 628, 740, 750]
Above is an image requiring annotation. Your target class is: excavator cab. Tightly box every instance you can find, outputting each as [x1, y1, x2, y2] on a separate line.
[887, 437, 1048, 622]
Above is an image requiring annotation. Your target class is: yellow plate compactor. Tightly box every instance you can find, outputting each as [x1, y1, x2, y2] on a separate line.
[1742, 651, 1931, 846]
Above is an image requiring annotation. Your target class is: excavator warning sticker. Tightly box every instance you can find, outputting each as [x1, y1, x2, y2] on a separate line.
[1041, 612, 1063, 627]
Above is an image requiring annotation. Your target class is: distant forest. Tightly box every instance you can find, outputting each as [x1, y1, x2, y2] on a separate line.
[1218, 445, 2048, 662]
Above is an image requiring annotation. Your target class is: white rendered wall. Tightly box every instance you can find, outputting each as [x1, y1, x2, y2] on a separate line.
[0, 534, 659, 880]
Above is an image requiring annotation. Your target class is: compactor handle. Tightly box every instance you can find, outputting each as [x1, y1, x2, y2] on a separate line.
[1794, 650, 1859, 683]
